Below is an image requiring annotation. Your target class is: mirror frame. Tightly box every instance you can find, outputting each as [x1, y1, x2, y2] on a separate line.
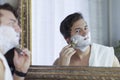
[25, 66, 120, 80]
[18, 0, 120, 79]
[18, 0, 31, 51]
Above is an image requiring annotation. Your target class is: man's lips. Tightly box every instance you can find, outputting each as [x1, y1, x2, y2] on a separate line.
[84, 36, 89, 40]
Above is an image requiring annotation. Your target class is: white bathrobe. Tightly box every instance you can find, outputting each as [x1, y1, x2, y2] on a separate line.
[89, 43, 114, 67]
[0, 52, 13, 80]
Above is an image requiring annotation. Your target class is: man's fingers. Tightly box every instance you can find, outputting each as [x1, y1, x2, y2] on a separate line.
[14, 50, 19, 58]
[22, 48, 30, 57]
[61, 44, 71, 53]
[67, 50, 76, 57]
[64, 49, 76, 57]
[60, 48, 76, 57]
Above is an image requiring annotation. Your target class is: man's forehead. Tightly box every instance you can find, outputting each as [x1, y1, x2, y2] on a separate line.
[0, 9, 17, 20]
[0, 9, 3, 17]
[79, 19, 86, 25]
[73, 19, 87, 28]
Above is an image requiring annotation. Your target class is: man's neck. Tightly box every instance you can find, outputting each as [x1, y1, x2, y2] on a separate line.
[76, 45, 91, 59]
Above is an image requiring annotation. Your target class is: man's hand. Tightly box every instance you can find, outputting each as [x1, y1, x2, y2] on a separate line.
[59, 45, 76, 66]
[13, 48, 30, 73]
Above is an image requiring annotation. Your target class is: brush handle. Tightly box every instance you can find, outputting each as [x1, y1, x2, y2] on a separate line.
[15, 48, 23, 54]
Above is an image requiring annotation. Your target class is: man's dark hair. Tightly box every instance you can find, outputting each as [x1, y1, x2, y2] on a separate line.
[60, 12, 84, 39]
[0, 3, 18, 18]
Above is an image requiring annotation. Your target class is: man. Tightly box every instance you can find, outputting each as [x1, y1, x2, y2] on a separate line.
[53, 12, 120, 67]
[0, 3, 30, 80]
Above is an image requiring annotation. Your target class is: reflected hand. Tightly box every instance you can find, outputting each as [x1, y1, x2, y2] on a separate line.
[59, 45, 76, 66]
[13, 48, 30, 73]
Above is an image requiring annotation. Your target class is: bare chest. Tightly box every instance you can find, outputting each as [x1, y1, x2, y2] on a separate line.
[70, 56, 89, 66]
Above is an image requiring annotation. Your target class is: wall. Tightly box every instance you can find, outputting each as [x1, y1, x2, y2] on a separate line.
[89, 0, 120, 47]
[110, 0, 120, 46]
[89, 0, 110, 46]
[0, 0, 18, 8]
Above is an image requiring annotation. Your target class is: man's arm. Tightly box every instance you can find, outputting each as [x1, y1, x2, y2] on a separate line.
[0, 59, 5, 80]
[53, 45, 76, 66]
[112, 56, 120, 67]
[13, 74, 25, 80]
[53, 58, 59, 65]
[13, 49, 30, 80]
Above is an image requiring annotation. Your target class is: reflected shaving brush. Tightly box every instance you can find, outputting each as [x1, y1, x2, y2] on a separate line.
[15, 45, 23, 54]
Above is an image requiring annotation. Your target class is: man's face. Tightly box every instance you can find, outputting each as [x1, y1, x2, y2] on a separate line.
[71, 19, 89, 37]
[0, 9, 21, 33]
[66, 19, 90, 43]
[69, 19, 91, 52]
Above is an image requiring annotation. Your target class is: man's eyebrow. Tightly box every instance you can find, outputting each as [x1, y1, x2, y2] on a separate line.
[75, 28, 81, 30]
[85, 25, 88, 27]
[10, 19, 17, 22]
[74, 25, 87, 30]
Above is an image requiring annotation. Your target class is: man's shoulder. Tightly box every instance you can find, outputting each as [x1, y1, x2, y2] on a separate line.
[0, 53, 6, 71]
[0, 58, 5, 71]
[0, 59, 4, 67]
[0, 59, 5, 80]
[91, 43, 114, 56]
[53, 58, 60, 65]
[92, 43, 113, 49]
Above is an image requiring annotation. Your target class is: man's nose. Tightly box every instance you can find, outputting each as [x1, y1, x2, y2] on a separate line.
[80, 29, 88, 37]
[15, 25, 22, 33]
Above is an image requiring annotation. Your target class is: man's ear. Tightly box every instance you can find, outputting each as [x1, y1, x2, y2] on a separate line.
[65, 38, 71, 44]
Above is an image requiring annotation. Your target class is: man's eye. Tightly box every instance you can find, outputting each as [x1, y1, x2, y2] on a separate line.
[8, 22, 14, 26]
[75, 29, 80, 33]
[84, 26, 88, 30]
[84, 27, 87, 30]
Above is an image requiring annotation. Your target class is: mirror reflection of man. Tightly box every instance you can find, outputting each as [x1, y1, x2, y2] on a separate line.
[0, 3, 30, 80]
[53, 12, 120, 67]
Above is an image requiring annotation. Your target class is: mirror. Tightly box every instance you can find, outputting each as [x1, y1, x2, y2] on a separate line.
[17, 0, 120, 65]
[31, 0, 120, 65]
[19, 0, 120, 65]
